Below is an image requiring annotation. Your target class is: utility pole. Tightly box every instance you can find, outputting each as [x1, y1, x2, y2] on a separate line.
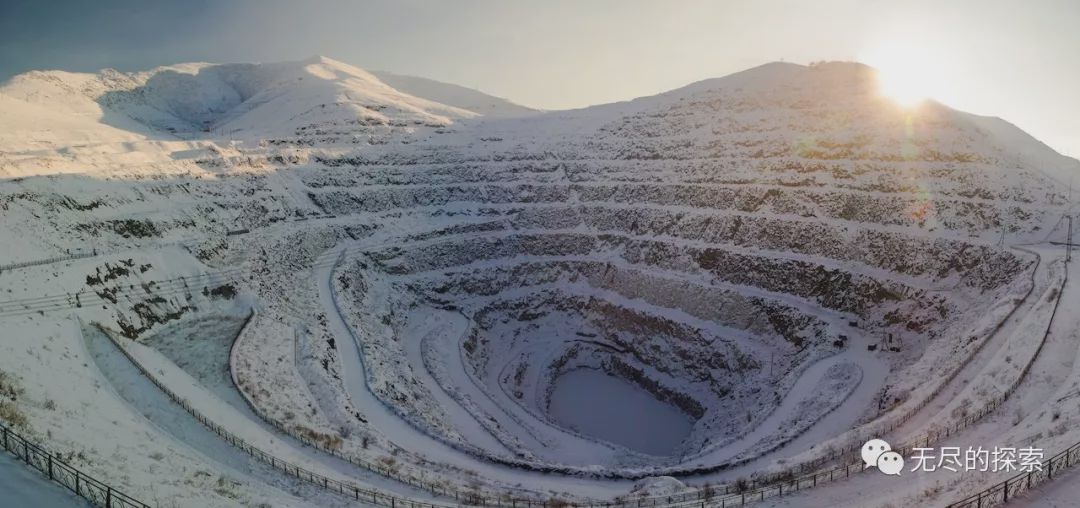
[1068, 215, 1073, 263]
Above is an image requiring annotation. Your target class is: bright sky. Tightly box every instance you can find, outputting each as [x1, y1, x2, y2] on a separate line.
[1, 0, 1077, 157]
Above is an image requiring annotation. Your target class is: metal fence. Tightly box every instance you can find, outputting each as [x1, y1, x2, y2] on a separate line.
[0, 251, 98, 274]
[0, 423, 149, 508]
[948, 441, 1080, 508]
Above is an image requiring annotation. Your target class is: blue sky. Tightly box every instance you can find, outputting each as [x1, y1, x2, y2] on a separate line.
[1, 0, 1077, 156]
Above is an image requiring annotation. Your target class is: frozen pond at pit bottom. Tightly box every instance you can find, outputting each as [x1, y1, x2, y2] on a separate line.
[547, 368, 693, 456]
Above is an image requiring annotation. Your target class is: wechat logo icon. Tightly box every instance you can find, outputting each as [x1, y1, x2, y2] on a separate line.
[862, 439, 904, 476]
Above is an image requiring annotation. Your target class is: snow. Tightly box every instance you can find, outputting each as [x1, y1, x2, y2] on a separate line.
[1, 55, 1078, 507]
[963, 113, 1080, 188]
[405, 307, 514, 455]
[756, 245, 1076, 507]
[1009, 463, 1080, 507]
[0, 57, 480, 145]
[0, 311, 322, 508]
[318, 243, 636, 498]
[82, 324, 360, 508]
[370, 71, 538, 118]
[90, 314, 452, 504]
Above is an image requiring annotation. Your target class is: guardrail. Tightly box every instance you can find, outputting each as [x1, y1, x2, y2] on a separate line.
[0, 422, 149, 508]
[947, 440, 1080, 508]
[0, 238, 197, 276]
[0, 251, 98, 274]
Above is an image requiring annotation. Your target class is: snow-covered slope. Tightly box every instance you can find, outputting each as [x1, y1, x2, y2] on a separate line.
[0, 75, 153, 150]
[370, 70, 538, 118]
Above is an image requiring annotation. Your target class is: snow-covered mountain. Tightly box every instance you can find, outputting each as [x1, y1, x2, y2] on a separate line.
[0, 56, 537, 153]
[1, 58, 1078, 507]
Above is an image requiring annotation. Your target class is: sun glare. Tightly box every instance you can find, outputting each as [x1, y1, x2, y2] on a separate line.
[859, 43, 938, 107]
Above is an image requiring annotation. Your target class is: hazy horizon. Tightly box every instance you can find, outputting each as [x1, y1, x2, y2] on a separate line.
[2, 0, 1077, 157]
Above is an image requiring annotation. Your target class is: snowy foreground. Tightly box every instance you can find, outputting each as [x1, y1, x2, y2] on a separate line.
[0, 56, 1078, 507]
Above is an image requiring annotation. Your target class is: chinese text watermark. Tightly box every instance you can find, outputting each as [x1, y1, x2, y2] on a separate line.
[862, 439, 1043, 477]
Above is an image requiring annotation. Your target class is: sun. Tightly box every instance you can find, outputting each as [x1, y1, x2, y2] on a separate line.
[858, 43, 939, 107]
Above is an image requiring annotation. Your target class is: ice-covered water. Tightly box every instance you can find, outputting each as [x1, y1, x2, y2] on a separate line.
[547, 368, 693, 456]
